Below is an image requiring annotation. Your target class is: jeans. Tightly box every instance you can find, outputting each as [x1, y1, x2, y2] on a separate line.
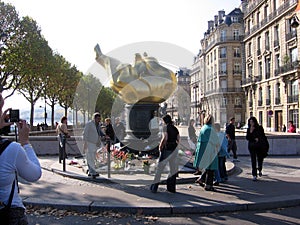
[218, 156, 227, 179]
[151, 149, 178, 192]
[227, 139, 238, 159]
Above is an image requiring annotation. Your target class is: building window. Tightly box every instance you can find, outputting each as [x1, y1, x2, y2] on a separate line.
[221, 97, 227, 107]
[289, 109, 299, 129]
[275, 83, 281, 104]
[257, 11, 260, 24]
[232, 16, 239, 23]
[266, 85, 271, 105]
[233, 47, 240, 57]
[259, 111, 263, 125]
[265, 31, 270, 50]
[292, 80, 299, 96]
[258, 61, 262, 78]
[233, 29, 239, 40]
[275, 54, 280, 74]
[220, 62, 227, 74]
[265, 57, 271, 79]
[220, 47, 226, 58]
[221, 30, 226, 41]
[257, 36, 261, 55]
[291, 48, 298, 62]
[248, 42, 252, 56]
[248, 64, 253, 77]
[267, 112, 271, 127]
[234, 63, 241, 74]
[274, 25, 279, 47]
[258, 88, 263, 106]
[235, 97, 241, 106]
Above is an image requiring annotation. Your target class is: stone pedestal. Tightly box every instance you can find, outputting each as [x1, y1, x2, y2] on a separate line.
[122, 103, 160, 155]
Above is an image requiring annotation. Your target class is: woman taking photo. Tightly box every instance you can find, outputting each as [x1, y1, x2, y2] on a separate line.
[246, 116, 268, 181]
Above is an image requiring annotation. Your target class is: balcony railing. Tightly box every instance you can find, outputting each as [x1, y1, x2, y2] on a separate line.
[273, 40, 279, 47]
[286, 31, 297, 42]
[287, 95, 299, 103]
[278, 61, 300, 74]
[244, 0, 297, 37]
[275, 97, 281, 105]
[233, 70, 242, 75]
[266, 99, 271, 105]
[205, 87, 243, 95]
[218, 71, 227, 76]
[219, 54, 227, 58]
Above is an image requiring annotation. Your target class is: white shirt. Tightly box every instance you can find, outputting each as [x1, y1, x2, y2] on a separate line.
[0, 142, 41, 209]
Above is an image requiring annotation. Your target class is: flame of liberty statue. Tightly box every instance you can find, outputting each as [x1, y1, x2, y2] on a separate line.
[94, 44, 177, 104]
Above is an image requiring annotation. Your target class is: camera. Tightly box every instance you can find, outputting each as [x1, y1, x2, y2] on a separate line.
[9, 109, 20, 122]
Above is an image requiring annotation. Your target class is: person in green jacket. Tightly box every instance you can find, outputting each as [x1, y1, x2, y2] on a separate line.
[193, 114, 219, 191]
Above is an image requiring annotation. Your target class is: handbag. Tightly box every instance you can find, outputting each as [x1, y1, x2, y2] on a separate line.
[260, 135, 269, 158]
[0, 180, 15, 225]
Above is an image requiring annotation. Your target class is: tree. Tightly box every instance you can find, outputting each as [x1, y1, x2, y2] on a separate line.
[58, 64, 82, 120]
[0, 1, 24, 96]
[75, 73, 102, 124]
[96, 87, 117, 118]
[13, 16, 53, 128]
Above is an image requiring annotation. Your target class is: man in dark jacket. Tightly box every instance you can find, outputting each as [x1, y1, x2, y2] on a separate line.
[226, 117, 239, 162]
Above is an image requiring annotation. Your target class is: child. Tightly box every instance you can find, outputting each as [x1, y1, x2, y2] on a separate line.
[214, 123, 229, 185]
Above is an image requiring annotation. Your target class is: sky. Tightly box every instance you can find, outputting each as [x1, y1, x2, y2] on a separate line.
[2, 0, 241, 114]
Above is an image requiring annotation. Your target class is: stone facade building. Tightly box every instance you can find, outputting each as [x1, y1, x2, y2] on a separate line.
[190, 8, 245, 126]
[242, 0, 299, 132]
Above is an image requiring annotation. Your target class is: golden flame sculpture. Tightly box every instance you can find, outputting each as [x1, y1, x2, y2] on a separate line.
[95, 44, 177, 104]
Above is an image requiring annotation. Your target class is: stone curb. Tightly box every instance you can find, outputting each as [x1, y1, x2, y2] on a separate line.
[23, 196, 300, 215]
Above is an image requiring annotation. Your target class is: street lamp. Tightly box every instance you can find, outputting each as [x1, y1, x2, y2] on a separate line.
[39, 97, 47, 127]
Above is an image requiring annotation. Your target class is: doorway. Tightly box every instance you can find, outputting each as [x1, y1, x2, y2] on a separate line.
[275, 110, 283, 132]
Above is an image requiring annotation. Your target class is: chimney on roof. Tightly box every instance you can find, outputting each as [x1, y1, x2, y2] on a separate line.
[218, 10, 225, 23]
[208, 20, 214, 30]
[214, 15, 218, 26]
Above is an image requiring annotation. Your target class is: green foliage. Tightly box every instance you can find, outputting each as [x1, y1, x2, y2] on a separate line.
[96, 86, 117, 118]
[0, 1, 23, 94]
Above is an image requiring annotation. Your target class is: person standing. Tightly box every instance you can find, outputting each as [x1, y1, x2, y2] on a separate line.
[214, 123, 229, 185]
[83, 112, 105, 178]
[226, 117, 239, 162]
[150, 114, 180, 193]
[246, 116, 267, 181]
[56, 116, 69, 163]
[104, 118, 115, 153]
[193, 114, 219, 191]
[0, 93, 42, 225]
[287, 120, 296, 133]
[114, 117, 125, 146]
[188, 119, 197, 148]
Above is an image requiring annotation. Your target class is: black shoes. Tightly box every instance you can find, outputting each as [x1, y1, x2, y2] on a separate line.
[88, 173, 100, 179]
[150, 184, 158, 193]
[195, 179, 205, 187]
